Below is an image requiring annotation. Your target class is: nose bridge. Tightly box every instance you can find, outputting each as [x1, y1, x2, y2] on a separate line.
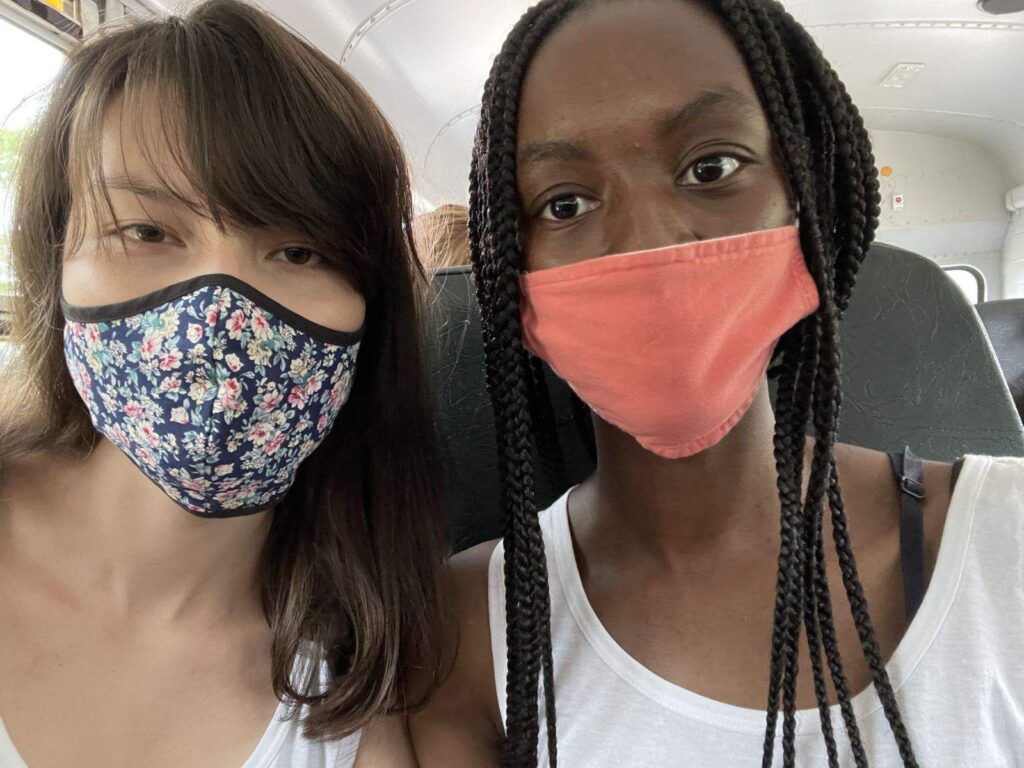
[605, 178, 698, 255]
[193, 220, 256, 280]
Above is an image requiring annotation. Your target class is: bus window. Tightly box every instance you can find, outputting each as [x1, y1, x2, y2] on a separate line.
[0, 12, 66, 353]
[943, 265, 988, 305]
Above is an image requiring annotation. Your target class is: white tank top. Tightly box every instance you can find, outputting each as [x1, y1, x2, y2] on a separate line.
[488, 455, 1024, 766]
[0, 652, 360, 768]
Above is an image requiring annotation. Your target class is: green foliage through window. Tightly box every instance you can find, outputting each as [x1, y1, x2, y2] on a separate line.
[1, 128, 27, 299]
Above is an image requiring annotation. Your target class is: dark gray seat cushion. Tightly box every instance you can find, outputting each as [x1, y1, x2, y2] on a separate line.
[975, 298, 1024, 420]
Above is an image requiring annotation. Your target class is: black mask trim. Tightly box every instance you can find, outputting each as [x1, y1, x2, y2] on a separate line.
[61, 273, 364, 346]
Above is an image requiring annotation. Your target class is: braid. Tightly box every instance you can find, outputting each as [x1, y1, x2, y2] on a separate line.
[750, 9, 872, 765]
[708, 2, 918, 765]
[528, 355, 569, 491]
[723, 9, 814, 763]
[470, 1, 910, 766]
[750, 7, 915, 765]
[472, 3, 585, 765]
[791, 325, 840, 768]
[762, 330, 810, 765]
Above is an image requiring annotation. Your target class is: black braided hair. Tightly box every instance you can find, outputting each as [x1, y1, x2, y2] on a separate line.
[469, 1, 913, 766]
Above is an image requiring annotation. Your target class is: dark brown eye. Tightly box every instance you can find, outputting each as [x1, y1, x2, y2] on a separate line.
[122, 224, 166, 243]
[275, 247, 324, 267]
[540, 194, 599, 222]
[681, 155, 742, 186]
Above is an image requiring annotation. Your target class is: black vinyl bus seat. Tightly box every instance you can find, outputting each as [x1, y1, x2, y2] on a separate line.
[975, 298, 1024, 420]
[428, 243, 1024, 552]
[426, 270, 595, 550]
[835, 243, 1023, 460]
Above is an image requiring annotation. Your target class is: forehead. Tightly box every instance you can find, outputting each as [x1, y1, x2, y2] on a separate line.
[68, 89, 207, 219]
[518, 0, 762, 145]
[94, 94, 192, 185]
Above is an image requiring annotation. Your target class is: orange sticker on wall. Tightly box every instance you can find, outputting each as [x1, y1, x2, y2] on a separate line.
[880, 166, 893, 177]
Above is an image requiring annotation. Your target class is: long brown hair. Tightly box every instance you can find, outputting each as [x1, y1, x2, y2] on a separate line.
[413, 204, 471, 271]
[1, 0, 447, 738]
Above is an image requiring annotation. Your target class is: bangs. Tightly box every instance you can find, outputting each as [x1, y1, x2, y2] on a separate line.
[64, 3, 411, 295]
[69, 79, 211, 233]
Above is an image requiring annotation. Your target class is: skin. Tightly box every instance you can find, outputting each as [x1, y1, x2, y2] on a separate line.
[410, 2, 953, 765]
[0, 98, 401, 766]
[354, 717, 420, 768]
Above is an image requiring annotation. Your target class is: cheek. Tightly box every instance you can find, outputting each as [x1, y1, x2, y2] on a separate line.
[746, 151, 797, 229]
[60, 216, 102, 306]
[753, 164, 796, 229]
[61, 244, 128, 307]
[520, 208, 609, 273]
[60, 243, 181, 308]
[283, 278, 366, 333]
[522, 232, 565, 272]
[521, 227, 603, 273]
[700, 172, 794, 239]
[60, 205, 185, 308]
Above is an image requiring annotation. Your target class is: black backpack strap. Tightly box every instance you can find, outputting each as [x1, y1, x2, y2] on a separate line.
[887, 446, 926, 623]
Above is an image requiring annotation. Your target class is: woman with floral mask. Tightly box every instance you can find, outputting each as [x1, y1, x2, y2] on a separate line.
[411, 1, 1024, 766]
[0, 2, 445, 766]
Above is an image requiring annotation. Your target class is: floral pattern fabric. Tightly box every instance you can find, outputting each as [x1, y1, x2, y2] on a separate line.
[63, 282, 360, 516]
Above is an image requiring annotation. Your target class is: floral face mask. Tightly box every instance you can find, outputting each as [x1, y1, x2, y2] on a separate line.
[62, 273, 362, 517]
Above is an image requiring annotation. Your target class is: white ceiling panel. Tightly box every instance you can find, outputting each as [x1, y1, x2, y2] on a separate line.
[339, 0, 531, 203]
[789, 0, 1015, 24]
[253, 0, 1024, 207]
[252, 0, 373, 62]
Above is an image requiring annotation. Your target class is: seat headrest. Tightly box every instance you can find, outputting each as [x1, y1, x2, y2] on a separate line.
[427, 244, 1024, 551]
[835, 242, 1023, 458]
[975, 298, 1024, 418]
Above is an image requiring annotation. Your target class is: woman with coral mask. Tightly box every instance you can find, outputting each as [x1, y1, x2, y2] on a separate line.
[411, 0, 1024, 766]
[0, 2, 445, 766]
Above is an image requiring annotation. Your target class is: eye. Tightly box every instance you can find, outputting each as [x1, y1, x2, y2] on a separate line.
[539, 194, 600, 222]
[679, 155, 743, 186]
[121, 223, 167, 244]
[273, 246, 325, 267]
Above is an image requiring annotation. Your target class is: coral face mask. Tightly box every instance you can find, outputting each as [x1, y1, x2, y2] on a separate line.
[520, 226, 819, 459]
[62, 274, 362, 517]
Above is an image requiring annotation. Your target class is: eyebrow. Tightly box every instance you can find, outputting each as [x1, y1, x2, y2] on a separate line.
[518, 140, 595, 171]
[658, 87, 760, 139]
[102, 175, 190, 204]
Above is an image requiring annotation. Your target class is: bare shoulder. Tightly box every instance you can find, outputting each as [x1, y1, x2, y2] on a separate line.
[408, 539, 503, 768]
[447, 538, 500, 601]
[441, 537, 501, 696]
[353, 716, 418, 768]
[833, 442, 952, 569]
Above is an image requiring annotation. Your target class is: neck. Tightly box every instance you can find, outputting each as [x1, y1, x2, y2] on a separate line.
[2, 439, 270, 623]
[583, 383, 786, 559]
